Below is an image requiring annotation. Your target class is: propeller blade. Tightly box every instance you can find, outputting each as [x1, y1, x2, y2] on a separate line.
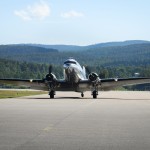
[85, 65, 91, 75]
[49, 65, 52, 74]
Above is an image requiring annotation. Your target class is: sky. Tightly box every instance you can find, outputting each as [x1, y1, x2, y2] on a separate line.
[0, 0, 150, 45]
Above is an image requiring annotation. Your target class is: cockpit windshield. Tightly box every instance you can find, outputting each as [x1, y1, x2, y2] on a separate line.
[64, 60, 76, 65]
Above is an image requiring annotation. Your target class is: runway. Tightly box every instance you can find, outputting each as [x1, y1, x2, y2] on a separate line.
[0, 91, 150, 150]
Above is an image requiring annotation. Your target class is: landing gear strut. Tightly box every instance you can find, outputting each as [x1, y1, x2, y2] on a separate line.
[49, 90, 55, 99]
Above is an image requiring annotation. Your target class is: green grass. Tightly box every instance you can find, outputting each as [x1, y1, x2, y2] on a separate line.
[0, 90, 47, 99]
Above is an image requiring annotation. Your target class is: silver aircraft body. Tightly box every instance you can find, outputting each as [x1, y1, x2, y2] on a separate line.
[0, 58, 150, 98]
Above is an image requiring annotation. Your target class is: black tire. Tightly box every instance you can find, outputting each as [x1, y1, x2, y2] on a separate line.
[93, 90, 97, 99]
[50, 91, 54, 99]
[81, 93, 84, 97]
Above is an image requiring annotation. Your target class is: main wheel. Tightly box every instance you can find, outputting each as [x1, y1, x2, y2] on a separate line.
[49, 91, 55, 99]
[93, 90, 97, 99]
[81, 93, 84, 97]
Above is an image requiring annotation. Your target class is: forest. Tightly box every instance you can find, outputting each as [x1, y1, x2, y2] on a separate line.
[0, 59, 150, 80]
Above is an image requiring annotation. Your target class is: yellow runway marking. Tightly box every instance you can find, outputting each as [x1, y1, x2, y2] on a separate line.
[43, 125, 54, 132]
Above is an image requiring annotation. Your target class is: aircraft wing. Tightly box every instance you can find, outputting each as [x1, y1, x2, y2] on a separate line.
[1, 77, 150, 92]
[0, 78, 47, 90]
[78, 77, 150, 91]
[100, 77, 150, 90]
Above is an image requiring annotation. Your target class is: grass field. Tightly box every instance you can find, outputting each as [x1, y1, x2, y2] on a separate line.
[0, 90, 47, 99]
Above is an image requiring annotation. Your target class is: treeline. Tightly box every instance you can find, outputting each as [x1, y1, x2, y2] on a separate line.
[0, 59, 63, 79]
[1, 58, 150, 79]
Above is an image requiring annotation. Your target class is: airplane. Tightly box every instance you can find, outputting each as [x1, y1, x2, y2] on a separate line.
[0, 58, 150, 99]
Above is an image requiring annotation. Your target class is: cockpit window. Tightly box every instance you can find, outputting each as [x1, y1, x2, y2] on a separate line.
[64, 60, 76, 64]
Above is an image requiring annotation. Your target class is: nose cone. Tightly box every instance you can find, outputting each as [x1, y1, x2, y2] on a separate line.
[63, 63, 75, 73]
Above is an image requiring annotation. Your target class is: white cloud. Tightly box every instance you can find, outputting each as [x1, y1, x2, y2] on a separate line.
[61, 10, 84, 19]
[14, 1, 50, 21]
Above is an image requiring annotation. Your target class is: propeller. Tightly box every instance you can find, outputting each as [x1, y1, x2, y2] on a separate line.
[44, 64, 55, 81]
[43, 64, 57, 89]
[84, 65, 100, 82]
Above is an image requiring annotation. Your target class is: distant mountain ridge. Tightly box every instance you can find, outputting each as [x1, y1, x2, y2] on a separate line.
[88, 40, 150, 49]
[25, 40, 150, 51]
[0, 45, 58, 53]
[26, 44, 84, 51]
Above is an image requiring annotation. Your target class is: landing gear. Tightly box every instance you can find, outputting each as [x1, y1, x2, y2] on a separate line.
[81, 92, 84, 97]
[91, 84, 98, 99]
[92, 90, 97, 99]
[49, 90, 55, 99]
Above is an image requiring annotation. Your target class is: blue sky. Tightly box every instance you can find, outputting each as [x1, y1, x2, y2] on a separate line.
[0, 0, 150, 45]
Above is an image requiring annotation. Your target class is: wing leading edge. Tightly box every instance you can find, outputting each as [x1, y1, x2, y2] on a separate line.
[0, 78, 47, 91]
[101, 77, 150, 90]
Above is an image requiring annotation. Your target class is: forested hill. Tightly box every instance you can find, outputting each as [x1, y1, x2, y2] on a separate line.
[26, 40, 150, 51]
[85, 43, 150, 66]
[0, 43, 150, 66]
[87, 40, 150, 49]
[0, 45, 58, 63]
[0, 45, 58, 57]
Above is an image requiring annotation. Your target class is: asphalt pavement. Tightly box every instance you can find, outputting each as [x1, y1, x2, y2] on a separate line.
[0, 91, 150, 150]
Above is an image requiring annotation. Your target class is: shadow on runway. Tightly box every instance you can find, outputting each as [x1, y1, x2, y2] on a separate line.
[26, 96, 84, 100]
[27, 97, 150, 100]
[99, 97, 150, 101]
[34, 97, 81, 99]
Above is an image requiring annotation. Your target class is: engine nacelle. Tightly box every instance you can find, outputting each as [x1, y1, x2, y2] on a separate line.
[88, 72, 99, 82]
[45, 73, 57, 81]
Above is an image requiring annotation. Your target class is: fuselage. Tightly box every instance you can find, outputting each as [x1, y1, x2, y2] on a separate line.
[63, 58, 87, 83]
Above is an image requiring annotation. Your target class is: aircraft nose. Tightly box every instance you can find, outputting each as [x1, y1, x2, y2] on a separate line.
[63, 63, 70, 68]
[63, 64, 74, 73]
